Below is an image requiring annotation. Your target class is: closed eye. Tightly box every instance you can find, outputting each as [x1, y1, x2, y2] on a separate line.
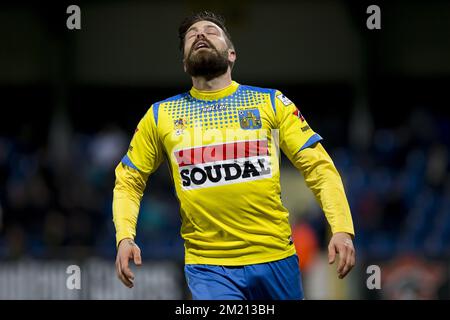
[205, 25, 220, 34]
[186, 32, 196, 39]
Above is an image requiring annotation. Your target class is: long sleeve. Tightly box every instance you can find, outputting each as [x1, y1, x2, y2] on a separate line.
[112, 105, 164, 247]
[112, 163, 149, 247]
[293, 142, 355, 236]
[273, 90, 354, 236]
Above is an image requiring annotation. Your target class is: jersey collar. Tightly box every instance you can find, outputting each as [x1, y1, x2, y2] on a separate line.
[189, 81, 240, 101]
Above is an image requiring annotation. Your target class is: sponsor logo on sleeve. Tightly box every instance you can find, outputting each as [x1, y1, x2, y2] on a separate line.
[301, 125, 310, 132]
[276, 94, 293, 106]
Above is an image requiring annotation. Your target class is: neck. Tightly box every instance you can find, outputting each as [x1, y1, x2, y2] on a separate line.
[191, 70, 232, 91]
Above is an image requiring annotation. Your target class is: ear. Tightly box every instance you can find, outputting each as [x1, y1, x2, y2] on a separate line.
[183, 58, 187, 73]
[228, 49, 236, 63]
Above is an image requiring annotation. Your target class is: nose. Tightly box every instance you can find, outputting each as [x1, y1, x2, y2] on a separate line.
[196, 32, 206, 40]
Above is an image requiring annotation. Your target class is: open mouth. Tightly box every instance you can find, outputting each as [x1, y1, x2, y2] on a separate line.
[194, 41, 210, 51]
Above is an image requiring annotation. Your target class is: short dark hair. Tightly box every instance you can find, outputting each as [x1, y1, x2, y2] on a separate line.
[178, 11, 234, 54]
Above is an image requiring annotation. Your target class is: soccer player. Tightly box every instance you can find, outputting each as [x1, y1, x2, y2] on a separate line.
[113, 11, 355, 300]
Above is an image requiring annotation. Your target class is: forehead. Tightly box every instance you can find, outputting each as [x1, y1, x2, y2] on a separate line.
[186, 20, 223, 34]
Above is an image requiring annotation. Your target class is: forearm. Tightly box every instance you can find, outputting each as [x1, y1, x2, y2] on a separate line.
[113, 196, 139, 247]
[112, 163, 148, 247]
[294, 143, 355, 236]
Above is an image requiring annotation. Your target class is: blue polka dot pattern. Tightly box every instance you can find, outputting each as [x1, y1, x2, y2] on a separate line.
[162, 86, 268, 130]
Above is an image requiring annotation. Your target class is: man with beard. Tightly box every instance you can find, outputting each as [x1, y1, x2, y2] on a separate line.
[113, 11, 355, 300]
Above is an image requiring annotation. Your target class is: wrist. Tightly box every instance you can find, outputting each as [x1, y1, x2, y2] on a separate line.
[118, 237, 134, 248]
[333, 230, 355, 240]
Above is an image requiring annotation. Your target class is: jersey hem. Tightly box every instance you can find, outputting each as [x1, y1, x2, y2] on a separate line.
[184, 246, 297, 266]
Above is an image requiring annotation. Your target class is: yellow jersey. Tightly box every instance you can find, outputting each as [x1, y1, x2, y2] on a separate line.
[113, 80, 354, 265]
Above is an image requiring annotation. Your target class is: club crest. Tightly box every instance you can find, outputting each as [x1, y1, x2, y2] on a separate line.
[238, 108, 262, 130]
[174, 118, 187, 135]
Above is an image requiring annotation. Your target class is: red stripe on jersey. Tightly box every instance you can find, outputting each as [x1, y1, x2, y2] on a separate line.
[293, 109, 305, 122]
[175, 140, 269, 167]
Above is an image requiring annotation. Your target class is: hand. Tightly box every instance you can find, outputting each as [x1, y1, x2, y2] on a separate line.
[328, 232, 355, 279]
[115, 238, 142, 288]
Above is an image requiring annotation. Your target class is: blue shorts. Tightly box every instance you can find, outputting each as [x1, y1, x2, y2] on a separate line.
[184, 254, 304, 300]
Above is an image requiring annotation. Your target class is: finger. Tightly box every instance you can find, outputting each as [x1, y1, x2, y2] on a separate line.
[115, 259, 121, 279]
[120, 271, 134, 288]
[348, 247, 356, 272]
[339, 249, 354, 279]
[117, 259, 133, 288]
[133, 247, 142, 266]
[120, 257, 135, 281]
[328, 244, 337, 264]
[115, 260, 121, 282]
[351, 247, 356, 267]
[336, 245, 348, 274]
[121, 275, 134, 287]
[340, 245, 356, 279]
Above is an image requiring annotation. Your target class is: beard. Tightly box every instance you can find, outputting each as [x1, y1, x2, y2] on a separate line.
[185, 41, 230, 80]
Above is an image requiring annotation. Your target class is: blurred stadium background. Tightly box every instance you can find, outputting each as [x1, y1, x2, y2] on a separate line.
[1, 0, 449, 299]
